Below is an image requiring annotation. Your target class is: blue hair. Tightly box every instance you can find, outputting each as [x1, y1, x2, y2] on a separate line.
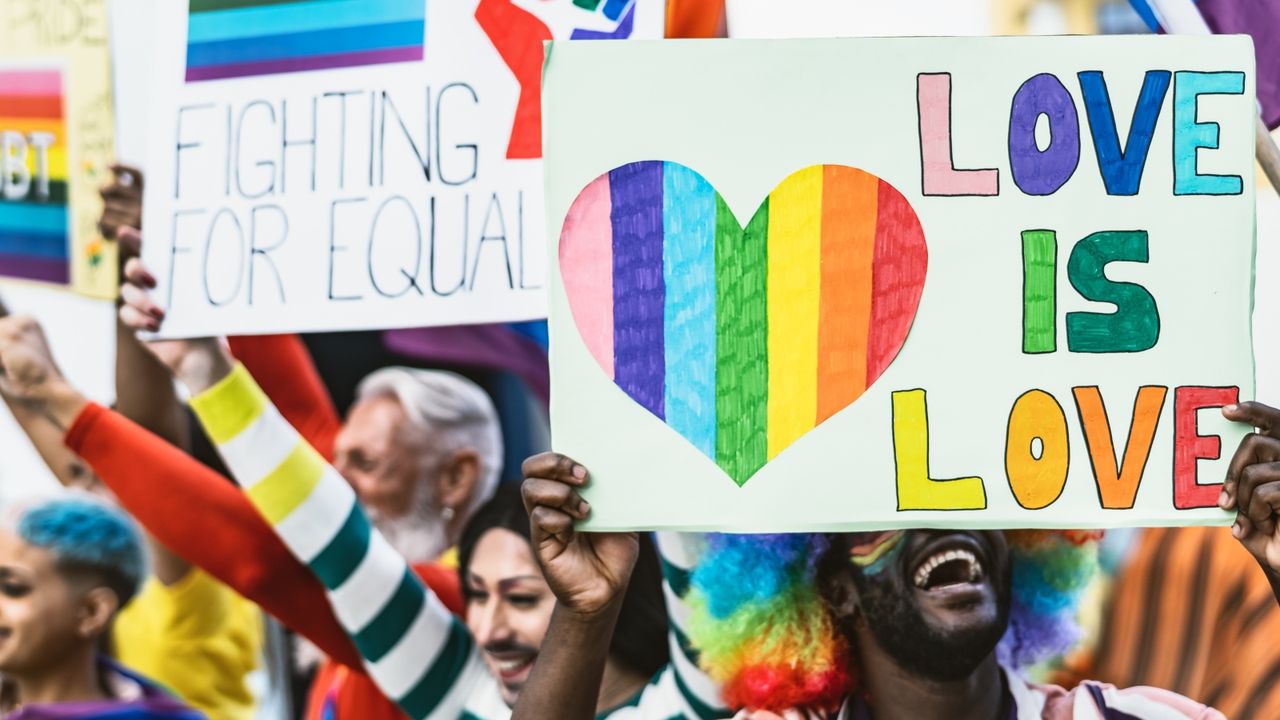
[17, 498, 145, 606]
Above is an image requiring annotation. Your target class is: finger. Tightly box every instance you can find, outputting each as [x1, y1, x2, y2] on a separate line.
[1245, 481, 1280, 539]
[1237, 461, 1280, 530]
[1223, 434, 1280, 509]
[1224, 401, 1280, 439]
[1234, 512, 1254, 542]
[529, 505, 575, 548]
[120, 283, 164, 321]
[109, 164, 143, 190]
[119, 304, 159, 333]
[115, 227, 142, 258]
[521, 477, 589, 520]
[123, 258, 157, 288]
[521, 452, 588, 486]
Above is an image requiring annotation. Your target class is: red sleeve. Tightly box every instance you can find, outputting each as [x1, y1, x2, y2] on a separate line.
[66, 403, 364, 670]
[227, 335, 342, 460]
[412, 563, 465, 617]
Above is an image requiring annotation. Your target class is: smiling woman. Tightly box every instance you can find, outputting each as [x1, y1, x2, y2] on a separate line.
[0, 496, 200, 719]
[458, 484, 669, 708]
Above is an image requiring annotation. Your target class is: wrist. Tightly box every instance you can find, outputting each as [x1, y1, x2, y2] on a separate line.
[41, 379, 88, 430]
[561, 587, 629, 625]
[174, 339, 234, 394]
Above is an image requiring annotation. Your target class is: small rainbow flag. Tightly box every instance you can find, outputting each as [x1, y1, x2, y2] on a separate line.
[0, 68, 70, 285]
[560, 161, 928, 485]
[185, 0, 427, 83]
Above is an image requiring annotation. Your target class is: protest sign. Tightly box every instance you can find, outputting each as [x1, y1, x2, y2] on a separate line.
[544, 36, 1257, 531]
[140, 0, 662, 337]
[0, 0, 117, 298]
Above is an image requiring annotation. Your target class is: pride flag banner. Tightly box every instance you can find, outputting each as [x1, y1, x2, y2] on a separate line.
[184, 0, 427, 83]
[140, 0, 664, 337]
[0, 67, 70, 285]
[545, 37, 1257, 532]
[0, 1, 117, 298]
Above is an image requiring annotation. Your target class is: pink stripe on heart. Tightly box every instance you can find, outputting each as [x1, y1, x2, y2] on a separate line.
[559, 173, 615, 378]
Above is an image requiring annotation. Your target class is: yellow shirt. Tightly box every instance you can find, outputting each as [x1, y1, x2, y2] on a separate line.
[114, 568, 262, 720]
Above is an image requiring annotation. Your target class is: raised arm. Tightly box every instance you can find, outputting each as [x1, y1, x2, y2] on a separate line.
[227, 333, 341, 460]
[516, 454, 729, 720]
[0, 313, 365, 669]
[183, 357, 490, 719]
[114, 240, 196, 585]
[515, 452, 638, 720]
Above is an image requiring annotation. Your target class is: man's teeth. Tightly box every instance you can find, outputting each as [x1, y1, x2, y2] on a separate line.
[495, 658, 532, 672]
[912, 548, 983, 588]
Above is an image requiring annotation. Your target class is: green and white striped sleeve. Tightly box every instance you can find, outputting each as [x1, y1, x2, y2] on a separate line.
[190, 363, 494, 719]
[599, 533, 729, 719]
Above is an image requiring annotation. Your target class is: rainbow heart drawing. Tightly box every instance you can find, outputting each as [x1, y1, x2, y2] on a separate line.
[559, 161, 928, 486]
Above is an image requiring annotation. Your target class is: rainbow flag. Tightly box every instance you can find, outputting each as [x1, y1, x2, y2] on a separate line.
[0, 68, 70, 285]
[185, 0, 427, 83]
[560, 161, 927, 484]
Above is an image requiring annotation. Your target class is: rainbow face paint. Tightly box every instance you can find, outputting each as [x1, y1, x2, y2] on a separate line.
[848, 530, 904, 575]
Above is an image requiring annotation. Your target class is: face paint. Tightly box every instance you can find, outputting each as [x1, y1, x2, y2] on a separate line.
[848, 530, 904, 575]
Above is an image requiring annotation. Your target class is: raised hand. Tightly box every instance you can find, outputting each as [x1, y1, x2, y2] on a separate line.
[0, 315, 86, 428]
[521, 452, 638, 616]
[98, 164, 144, 240]
[118, 250, 231, 394]
[1222, 402, 1280, 576]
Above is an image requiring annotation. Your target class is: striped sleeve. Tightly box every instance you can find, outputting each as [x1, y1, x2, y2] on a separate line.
[189, 364, 488, 720]
[602, 532, 728, 719]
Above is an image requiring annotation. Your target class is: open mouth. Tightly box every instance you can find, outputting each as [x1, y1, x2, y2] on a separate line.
[910, 535, 988, 592]
[487, 652, 536, 682]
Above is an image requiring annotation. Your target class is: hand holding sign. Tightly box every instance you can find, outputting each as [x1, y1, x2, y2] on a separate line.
[118, 254, 230, 393]
[1222, 402, 1280, 578]
[521, 452, 638, 616]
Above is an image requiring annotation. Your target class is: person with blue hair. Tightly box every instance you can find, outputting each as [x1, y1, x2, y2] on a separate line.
[0, 496, 202, 719]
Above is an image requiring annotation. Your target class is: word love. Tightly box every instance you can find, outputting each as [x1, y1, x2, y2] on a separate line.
[920, 70, 1246, 197]
[894, 384, 1237, 513]
[1, 130, 56, 200]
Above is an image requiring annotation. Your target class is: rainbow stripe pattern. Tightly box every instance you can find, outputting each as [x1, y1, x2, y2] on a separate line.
[559, 161, 928, 486]
[185, 0, 426, 83]
[0, 68, 70, 285]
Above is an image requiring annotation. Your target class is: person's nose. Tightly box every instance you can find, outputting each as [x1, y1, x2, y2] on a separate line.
[473, 600, 513, 647]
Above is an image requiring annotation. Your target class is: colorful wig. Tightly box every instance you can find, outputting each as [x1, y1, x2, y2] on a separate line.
[685, 529, 1101, 712]
[11, 496, 145, 607]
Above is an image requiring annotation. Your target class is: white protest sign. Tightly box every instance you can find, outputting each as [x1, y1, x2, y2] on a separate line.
[543, 36, 1256, 532]
[141, 0, 661, 337]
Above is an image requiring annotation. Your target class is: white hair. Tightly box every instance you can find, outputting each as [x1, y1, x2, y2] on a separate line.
[356, 367, 503, 521]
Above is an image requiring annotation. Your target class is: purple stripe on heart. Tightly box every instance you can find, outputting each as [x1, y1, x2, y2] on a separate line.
[609, 162, 666, 420]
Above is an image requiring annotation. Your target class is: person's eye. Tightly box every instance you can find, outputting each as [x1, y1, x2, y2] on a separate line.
[464, 589, 489, 604]
[507, 594, 541, 608]
[0, 582, 31, 598]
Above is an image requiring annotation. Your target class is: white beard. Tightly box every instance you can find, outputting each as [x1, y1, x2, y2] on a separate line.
[368, 506, 450, 566]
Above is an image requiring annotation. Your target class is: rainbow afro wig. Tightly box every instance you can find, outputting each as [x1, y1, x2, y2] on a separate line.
[685, 529, 1101, 712]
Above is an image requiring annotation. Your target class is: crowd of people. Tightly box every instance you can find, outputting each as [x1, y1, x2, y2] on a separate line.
[1, 3, 1279, 719]
[0, 158, 1279, 719]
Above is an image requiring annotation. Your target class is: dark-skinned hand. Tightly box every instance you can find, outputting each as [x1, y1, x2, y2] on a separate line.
[521, 453, 638, 617]
[1222, 402, 1280, 577]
